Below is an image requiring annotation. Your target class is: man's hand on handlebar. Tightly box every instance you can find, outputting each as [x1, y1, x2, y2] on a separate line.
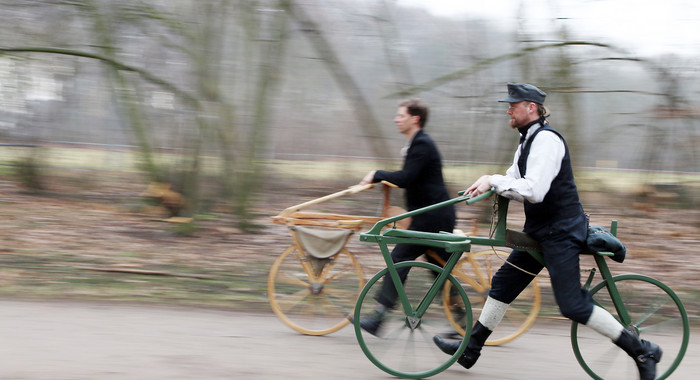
[464, 175, 493, 197]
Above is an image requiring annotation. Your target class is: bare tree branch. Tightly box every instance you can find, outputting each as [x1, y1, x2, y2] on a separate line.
[387, 41, 619, 98]
[0, 46, 199, 106]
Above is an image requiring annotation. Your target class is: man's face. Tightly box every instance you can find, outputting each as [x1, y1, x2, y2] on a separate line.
[394, 106, 418, 135]
[506, 101, 534, 129]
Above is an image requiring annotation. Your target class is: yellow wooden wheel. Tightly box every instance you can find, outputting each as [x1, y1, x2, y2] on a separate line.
[268, 245, 365, 335]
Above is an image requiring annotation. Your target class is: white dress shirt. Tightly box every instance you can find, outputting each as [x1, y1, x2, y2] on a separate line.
[490, 123, 565, 204]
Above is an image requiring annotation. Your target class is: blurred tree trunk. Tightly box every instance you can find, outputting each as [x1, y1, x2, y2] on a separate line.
[552, 26, 581, 165]
[82, 0, 163, 181]
[374, 0, 414, 93]
[177, 0, 232, 220]
[232, 1, 290, 228]
[639, 66, 697, 175]
[287, 0, 390, 158]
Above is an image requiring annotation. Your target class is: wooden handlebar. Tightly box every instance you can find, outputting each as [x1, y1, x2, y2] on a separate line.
[273, 181, 401, 227]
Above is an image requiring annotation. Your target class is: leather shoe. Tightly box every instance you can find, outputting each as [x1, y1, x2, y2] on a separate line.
[433, 321, 491, 370]
[348, 312, 384, 337]
[433, 335, 461, 355]
[614, 329, 662, 380]
[433, 336, 481, 369]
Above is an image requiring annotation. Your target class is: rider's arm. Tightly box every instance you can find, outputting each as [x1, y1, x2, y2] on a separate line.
[490, 131, 564, 203]
[372, 138, 430, 188]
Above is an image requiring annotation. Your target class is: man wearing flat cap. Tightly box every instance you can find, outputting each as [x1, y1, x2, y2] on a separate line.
[433, 83, 662, 380]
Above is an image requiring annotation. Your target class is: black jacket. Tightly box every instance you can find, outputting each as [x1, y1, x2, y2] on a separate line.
[372, 129, 455, 233]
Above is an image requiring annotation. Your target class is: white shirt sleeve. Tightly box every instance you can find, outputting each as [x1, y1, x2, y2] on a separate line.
[490, 128, 565, 203]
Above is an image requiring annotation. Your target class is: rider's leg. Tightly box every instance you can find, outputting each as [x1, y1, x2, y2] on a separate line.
[427, 246, 468, 326]
[358, 215, 455, 336]
[374, 215, 455, 310]
[433, 296, 507, 361]
[586, 303, 662, 380]
[353, 243, 427, 336]
[543, 238, 662, 380]
[434, 249, 543, 368]
[585, 305, 622, 339]
[374, 243, 429, 308]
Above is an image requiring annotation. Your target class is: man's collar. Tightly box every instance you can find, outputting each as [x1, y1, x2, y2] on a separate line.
[518, 117, 545, 144]
[401, 129, 422, 157]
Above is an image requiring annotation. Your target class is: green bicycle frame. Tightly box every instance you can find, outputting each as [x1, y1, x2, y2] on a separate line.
[359, 192, 491, 320]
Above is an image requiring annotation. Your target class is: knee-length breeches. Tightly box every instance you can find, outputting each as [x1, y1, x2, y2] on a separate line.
[488, 237, 594, 324]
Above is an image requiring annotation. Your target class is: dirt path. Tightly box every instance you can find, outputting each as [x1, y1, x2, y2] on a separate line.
[1, 300, 696, 379]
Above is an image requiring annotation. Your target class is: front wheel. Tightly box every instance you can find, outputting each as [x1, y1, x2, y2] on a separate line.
[353, 261, 472, 379]
[571, 274, 690, 380]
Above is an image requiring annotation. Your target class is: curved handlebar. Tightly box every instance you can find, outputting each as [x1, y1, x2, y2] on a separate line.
[362, 188, 494, 236]
[464, 188, 494, 205]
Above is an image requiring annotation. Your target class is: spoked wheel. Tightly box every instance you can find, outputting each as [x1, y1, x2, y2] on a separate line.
[353, 261, 472, 379]
[268, 245, 364, 335]
[571, 274, 690, 380]
[443, 249, 541, 345]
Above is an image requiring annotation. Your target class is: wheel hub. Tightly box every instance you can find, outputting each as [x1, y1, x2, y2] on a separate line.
[405, 316, 421, 330]
[310, 282, 323, 295]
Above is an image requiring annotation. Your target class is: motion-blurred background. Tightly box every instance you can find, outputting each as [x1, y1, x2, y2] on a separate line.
[0, 0, 697, 323]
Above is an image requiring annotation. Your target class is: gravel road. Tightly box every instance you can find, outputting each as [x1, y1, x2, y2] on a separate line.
[1, 300, 696, 379]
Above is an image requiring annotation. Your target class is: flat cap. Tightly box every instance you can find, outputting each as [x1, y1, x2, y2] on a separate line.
[498, 83, 546, 104]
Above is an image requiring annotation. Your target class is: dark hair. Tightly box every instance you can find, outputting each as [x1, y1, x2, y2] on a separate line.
[536, 103, 548, 117]
[399, 99, 429, 128]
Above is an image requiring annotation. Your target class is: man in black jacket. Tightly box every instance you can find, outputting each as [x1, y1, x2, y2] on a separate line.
[355, 99, 456, 336]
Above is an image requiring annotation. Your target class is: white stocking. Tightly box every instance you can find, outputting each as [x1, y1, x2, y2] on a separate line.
[585, 305, 623, 341]
[477, 296, 509, 331]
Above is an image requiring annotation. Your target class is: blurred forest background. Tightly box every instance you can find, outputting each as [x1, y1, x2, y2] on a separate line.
[0, 0, 697, 312]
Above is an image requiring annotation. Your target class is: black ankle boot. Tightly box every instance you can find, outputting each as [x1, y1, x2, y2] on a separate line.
[614, 329, 662, 380]
[433, 321, 492, 369]
[433, 335, 461, 355]
[347, 311, 385, 337]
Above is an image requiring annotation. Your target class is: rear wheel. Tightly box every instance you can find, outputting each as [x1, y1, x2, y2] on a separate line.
[571, 275, 689, 380]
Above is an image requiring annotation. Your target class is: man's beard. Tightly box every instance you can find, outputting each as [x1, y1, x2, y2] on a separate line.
[510, 118, 520, 130]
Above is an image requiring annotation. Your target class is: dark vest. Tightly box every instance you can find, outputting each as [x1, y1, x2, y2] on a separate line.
[518, 124, 584, 237]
